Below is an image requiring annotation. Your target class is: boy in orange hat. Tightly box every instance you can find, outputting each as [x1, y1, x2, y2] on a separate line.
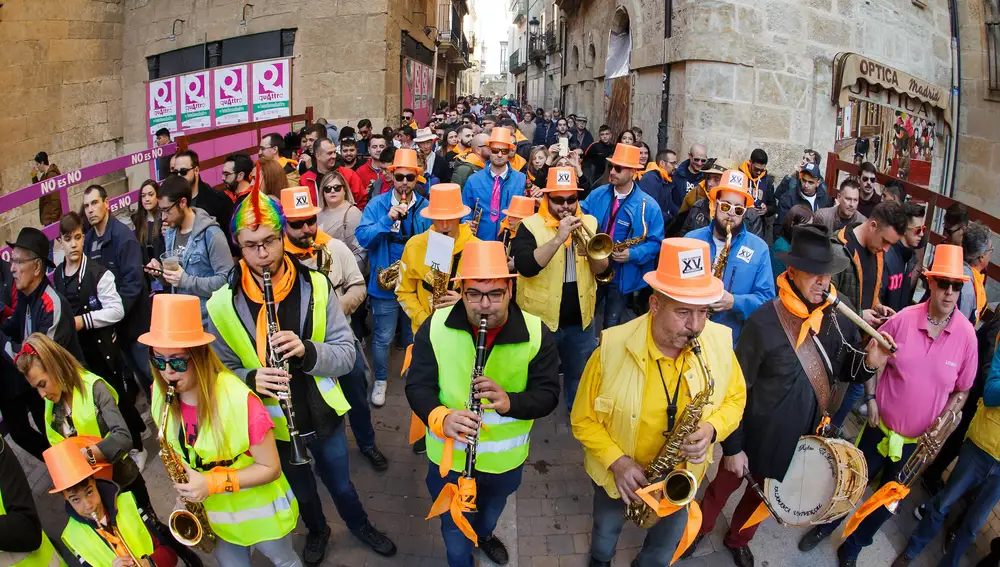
[405, 241, 560, 567]
[45, 439, 178, 567]
[461, 128, 528, 243]
[571, 238, 747, 567]
[498, 195, 535, 265]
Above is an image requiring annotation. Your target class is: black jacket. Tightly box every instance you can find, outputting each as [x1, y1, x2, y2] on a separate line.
[426, 152, 452, 184]
[0, 436, 43, 554]
[53, 256, 124, 385]
[405, 301, 560, 424]
[774, 184, 834, 235]
[724, 298, 874, 480]
[190, 179, 235, 245]
[85, 218, 151, 343]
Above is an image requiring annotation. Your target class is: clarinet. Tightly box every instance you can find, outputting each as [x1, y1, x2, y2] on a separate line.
[263, 268, 312, 466]
[462, 316, 489, 484]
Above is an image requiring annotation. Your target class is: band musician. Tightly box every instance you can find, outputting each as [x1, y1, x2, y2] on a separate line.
[572, 238, 747, 567]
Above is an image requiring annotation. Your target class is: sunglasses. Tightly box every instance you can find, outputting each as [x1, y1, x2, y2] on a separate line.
[909, 225, 926, 237]
[170, 167, 192, 177]
[287, 217, 317, 230]
[323, 184, 345, 194]
[394, 173, 416, 182]
[691, 157, 708, 164]
[934, 278, 965, 293]
[490, 147, 511, 156]
[548, 195, 578, 206]
[861, 175, 877, 183]
[151, 355, 189, 372]
[718, 202, 747, 216]
[611, 165, 628, 173]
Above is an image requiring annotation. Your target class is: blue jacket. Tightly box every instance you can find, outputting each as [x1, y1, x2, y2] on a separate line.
[356, 190, 430, 300]
[163, 207, 234, 319]
[532, 120, 557, 147]
[84, 217, 151, 341]
[685, 223, 775, 343]
[668, 160, 705, 217]
[637, 168, 673, 227]
[581, 183, 665, 294]
[462, 165, 527, 242]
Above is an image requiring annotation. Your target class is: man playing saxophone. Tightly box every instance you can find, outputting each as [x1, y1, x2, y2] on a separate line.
[684, 169, 775, 343]
[511, 167, 610, 411]
[572, 238, 746, 567]
[207, 187, 396, 565]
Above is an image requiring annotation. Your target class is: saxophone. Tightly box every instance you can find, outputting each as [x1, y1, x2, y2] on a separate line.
[430, 266, 450, 309]
[158, 386, 216, 552]
[624, 337, 716, 529]
[598, 200, 648, 284]
[377, 192, 411, 289]
[712, 221, 733, 279]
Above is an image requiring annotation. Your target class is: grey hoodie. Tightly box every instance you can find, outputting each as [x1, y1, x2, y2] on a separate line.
[165, 207, 234, 301]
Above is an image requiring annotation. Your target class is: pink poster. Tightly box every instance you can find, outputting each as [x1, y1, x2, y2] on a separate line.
[252, 59, 291, 120]
[402, 57, 431, 126]
[181, 71, 211, 130]
[213, 65, 249, 126]
[147, 77, 179, 135]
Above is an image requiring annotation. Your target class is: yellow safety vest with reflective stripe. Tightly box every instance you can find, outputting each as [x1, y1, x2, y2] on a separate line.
[425, 306, 541, 474]
[206, 270, 351, 441]
[151, 372, 298, 546]
[62, 491, 152, 567]
[44, 371, 119, 446]
[0, 489, 64, 567]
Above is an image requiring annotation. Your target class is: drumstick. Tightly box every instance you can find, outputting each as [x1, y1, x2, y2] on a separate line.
[741, 468, 784, 526]
[822, 291, 897, 354]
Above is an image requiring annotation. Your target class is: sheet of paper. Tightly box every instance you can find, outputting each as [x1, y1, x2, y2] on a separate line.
[424, 230, 455, 273]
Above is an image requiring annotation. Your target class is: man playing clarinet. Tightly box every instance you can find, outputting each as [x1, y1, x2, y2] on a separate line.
[405, 241, 560, 567]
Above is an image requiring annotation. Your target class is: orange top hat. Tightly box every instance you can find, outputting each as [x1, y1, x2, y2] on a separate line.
[280, 186, 321, 219]
[387, 148, 421, 172]
[503, 195, 536, 218]
[486, 127, 515, 149]
[924, 244, 970, 281]
[542, 166, 583, 193]
[452, 241, 517, 281]
[643, 238, 724, 305]
[607, 143, 642, 169]
[709, 169, 754, 207]
[421, 183, 472, 220]
[45, 439, 99, 493]
[138, 294, 216, 348]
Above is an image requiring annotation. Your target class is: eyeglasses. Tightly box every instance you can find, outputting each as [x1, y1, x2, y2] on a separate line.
[611, 165, 631, 173]
[718, 202, 747, 216]
[170, 167, 193, 177]
[323, 184, 345, 194]
[157, 200, 180, 216]
[394, 173, 417, 182]
[259, 145, 274, 153]
[548, 195, 578, 206]
[934, 278, 965, 293]
[222, 171, 236, 179]
[464, 288, 506, 304]
[10, 255, 40, 267]
[691, 157, 708, 164]
[240, 234, 282, 255]
[909, 225, 926, 237]
[151, 355, 189, 372]
[287, 217, 317, 230]
[490, 147, 511, 156]
[861, 175, 877, 183]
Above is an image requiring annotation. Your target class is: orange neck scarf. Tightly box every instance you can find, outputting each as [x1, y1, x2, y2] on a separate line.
[283, 229, 331, 261]
[776, 272, 837, 348]
[461, 152, 485, 169]
[539, 198, 581, 248]
[240, 256, 297, 365]
[973, 267, 987, 323]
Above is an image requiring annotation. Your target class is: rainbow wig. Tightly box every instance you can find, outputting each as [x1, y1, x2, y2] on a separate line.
[230, 168, 286, 241]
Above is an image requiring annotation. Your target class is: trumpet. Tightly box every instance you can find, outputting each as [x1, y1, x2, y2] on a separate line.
[471, 198, 483, 229]
[93, 512, 142, 565]
[572, 222, 614, 261]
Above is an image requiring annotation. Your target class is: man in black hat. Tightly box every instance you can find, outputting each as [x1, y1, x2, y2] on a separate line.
[0, 227, 83, 460]
[683, 223, 893, 567]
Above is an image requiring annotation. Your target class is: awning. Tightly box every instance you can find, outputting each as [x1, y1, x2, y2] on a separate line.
[832, 53, 950, 126]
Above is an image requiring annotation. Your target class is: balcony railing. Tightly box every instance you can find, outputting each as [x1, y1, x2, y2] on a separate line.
[509, 49, 526, 74]
[528, 33, 546, 62]
[544, 22, 558, 53]
[510, 0, 525, 22]
[460, 32, 469, 63]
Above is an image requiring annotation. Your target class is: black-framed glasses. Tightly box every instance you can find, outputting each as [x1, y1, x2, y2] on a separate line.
[861, 175, 877, 183]
[611, 165, 629, 173]
[259, 145, 274, 153]
[934, 278, 965, 293]
[240, 234, 281, 255]
[718, 202, 747, 216]
[157, 200, 180, 216]
[465, 288, 506, 304]
[151, 356, 189, 372]
[548, 195, 578, 206]
[287, 217, 317, 230]
[490, 147, 511, 156]
[170, 167, 192, 177]
[324, 184, 345, 194]
[221, 170, 236, 179]
[394, 173, 416, 182]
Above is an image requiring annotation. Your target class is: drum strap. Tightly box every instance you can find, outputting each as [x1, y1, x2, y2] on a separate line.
[773, 299, 832, 411]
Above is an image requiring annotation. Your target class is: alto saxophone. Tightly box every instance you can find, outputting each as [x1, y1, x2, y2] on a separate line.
[712, 221, 733, 279]
[430, 266, 450, 310]
[624, 338, 715, 529]
[377, 260, 402, 290]
[158, 386, 216, 552]
[598, 200, 648, 284]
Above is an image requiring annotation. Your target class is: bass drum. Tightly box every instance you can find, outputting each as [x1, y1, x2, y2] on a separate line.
[764, 435, 868, 526]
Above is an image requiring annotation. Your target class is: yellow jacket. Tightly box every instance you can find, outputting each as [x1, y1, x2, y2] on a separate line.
[571, 314, 746, 499]
[397, 224, 479, 334]
[678, 180, 708, 214]
[277, 156, 301, 186]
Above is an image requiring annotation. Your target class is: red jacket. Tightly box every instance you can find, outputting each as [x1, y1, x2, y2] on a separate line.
[301, 166, 367, 210]
[354, 160, 387, 210]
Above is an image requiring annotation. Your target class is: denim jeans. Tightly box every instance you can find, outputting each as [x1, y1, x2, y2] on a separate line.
[831, 382, 865, 428]
[340, 341, 376, 449]
[122, 340, 154, 393]
[597, 283, 631, 330]
[370, 296, 413, 382]
[278, 422, 369, 534]
[554, 324, 597, 412]
[213, 534, 302, 567]
[590, 482, 689, 566]
[904, 440, 1000, 567]
[425, 462, 523, 567]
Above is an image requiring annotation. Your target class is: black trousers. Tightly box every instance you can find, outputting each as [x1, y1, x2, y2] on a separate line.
[0, 388, 48, 460]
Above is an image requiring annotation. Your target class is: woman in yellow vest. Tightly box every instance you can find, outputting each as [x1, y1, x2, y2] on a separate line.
[0, 436, 64, 567]
[15, 332, 154, 515]
[141, 294, 302, 567]
[44, 438, 177, 567]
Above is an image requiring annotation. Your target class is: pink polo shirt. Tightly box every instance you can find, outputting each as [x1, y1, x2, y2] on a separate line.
[876, 302, 977, 438]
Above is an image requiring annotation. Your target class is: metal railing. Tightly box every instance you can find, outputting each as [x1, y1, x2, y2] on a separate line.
[510, 49, 526, 74]
[545, 22, 558, 53]
[529, 33, 546, 61]
[460, 32, 470, 63]
[988, 21, 1000, 91]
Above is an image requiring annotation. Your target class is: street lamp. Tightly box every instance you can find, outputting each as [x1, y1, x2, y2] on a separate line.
[528, 16, 539, 51]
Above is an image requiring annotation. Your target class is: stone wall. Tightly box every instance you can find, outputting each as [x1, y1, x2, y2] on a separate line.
[0, 0, 124, 241]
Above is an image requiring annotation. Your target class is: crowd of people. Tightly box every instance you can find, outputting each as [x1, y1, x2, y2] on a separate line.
[1, 94, 998, 567]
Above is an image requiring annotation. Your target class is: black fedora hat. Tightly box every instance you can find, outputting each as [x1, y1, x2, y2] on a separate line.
[7, 227, 55, 268]
[776, 223, 850, 276]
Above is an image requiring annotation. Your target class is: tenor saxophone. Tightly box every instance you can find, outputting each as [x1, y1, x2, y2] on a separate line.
[158, 386, 216, 552]
[712, 221, 733, 279]
[624, 338, 716, 529]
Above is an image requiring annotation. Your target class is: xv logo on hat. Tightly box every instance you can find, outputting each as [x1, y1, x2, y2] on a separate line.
[678, 249, 704, 278]
[556, 170, 572, 185]
[293, 191, 310, 209]
[727, 171, 746, 187]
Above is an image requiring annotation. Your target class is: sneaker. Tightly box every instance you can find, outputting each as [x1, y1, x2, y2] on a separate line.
[412, 437, 426, 454]
[890, 554, 913, 567]
[360, 445, 388, 471]
[798, 526, 831, 552]
[726, 544, 754, 567]
[836, 545, 857, 567]
[303, 526, 331, 566]
[478, 534, 509, 565]
[131, 448, 148, 472]
[371, 381, 387, 407]
[680, 533, 705, 559]
[913, 503, 926, 521]
[351, 522, 396, 556]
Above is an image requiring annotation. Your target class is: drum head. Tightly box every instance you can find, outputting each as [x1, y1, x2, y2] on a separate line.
[764, 436, 837, 526]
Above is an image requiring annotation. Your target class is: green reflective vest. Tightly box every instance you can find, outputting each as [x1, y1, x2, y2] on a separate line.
[151, 372, 298, 546]
[425, 306, 542, 474]
[44, 371, 119, 446]
[0, 489, 64, 567]
[206, 270, 351, 441]
[61, 491, 152, 567]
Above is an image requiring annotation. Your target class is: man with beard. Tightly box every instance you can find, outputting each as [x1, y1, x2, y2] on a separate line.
[222, 152, 254, 201]
[356, 118, 373, 159]
[668, 144, 708, 217]
[532, 110, 557, 147]
[583, 125, 615, 184]
[739, 149, 775, 240]
[356, 134, 389, 205]
[882, 201, 925, 314]
[814, 179, 866, 233]
[857, 162, 882, 218]
[337, 127, 363, 171]
[172, 149, 235, 244]
[451, 133, 489, 190]
[638, 149, 677, 227]
[775, 162, 833, 231]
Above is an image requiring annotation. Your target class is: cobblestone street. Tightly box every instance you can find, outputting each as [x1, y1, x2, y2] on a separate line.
[13, 349, 992, 566]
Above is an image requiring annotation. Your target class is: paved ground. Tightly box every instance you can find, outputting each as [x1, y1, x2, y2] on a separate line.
[12, 347, 993, 566]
